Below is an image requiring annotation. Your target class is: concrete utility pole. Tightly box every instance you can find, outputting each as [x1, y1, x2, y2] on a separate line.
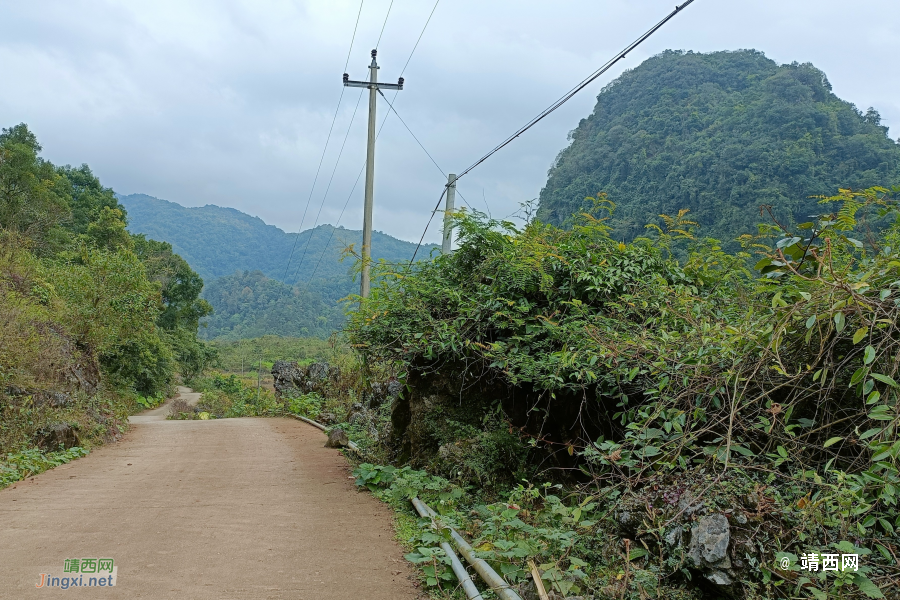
[344, 49, 404, 298]
[441, 174, 457, 254]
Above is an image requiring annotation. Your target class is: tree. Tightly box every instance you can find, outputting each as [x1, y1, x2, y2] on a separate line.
[58, 163, 125, 235]
[0, 124, 70, 250]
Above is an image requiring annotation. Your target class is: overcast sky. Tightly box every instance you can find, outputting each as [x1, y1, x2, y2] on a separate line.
[1, 0, 898, 244]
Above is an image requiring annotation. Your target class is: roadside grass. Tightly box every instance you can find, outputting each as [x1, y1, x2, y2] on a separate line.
[0, 446, 89, 489]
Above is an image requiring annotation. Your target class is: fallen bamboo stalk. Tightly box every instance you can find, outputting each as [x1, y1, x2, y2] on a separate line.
[287, 414, 359, 452]
[412, 497, 523, 600]
[411, 497, 484, 599]
[528, 560, 550, 600]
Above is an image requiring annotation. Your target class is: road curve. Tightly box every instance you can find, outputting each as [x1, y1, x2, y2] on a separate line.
[0, 387, 419, 599]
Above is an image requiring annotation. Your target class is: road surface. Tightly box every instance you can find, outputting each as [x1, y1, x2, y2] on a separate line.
[0, 387, 419, 599]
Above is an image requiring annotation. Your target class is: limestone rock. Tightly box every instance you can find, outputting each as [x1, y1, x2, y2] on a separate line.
[324, 427, 350, 448]
[688, 513, 733, 586]
[35, 422, 81, 449]
[317, 412, 337, 425]
[689, 513, 730, 566]
[35, 390, 73, 408]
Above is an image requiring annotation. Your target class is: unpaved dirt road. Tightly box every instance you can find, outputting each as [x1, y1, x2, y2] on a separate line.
[0, 387, 419, 599]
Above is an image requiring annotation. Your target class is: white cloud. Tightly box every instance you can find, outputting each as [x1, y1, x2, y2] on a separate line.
[1, 0, 897, 244]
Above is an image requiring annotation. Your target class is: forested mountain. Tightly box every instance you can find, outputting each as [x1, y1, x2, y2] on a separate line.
[199, 271, 343, 340]
[537, 50, 900, 243]
[121, 194, 436, 301]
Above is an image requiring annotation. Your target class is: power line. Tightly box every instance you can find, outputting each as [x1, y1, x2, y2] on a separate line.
[281, 0, 365, 282]
[454, 0, 696, 184]
[298, 0, 443, 290]
[375, 0, 394, 48]
[408, 0, 698, 262]
[302, 164, 366, 293]
[344, 0, 366, 71]
[290, 0, 405, 287]
[409, 187, 448, 263]
[377, 88, 472, 208]
[290, 88, 366, 283]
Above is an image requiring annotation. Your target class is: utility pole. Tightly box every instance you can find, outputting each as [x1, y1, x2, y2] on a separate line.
[441, 174, 457, 254]
[344, 50, 404, 298]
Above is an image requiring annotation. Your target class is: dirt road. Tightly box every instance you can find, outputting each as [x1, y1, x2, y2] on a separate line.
[0, 387, 419, 599]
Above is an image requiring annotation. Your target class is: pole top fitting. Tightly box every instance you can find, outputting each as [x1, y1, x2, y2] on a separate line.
[371, 49, 377, 58]
[343, 73, 349, 83]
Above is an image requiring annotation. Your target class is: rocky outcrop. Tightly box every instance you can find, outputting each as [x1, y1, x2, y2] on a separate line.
[35, 422, 81, 450]
[271, 360, 339, 400]
[365, 378, 402, 408]
[324, 427, 350, 448]
[686, 513, 734, 587]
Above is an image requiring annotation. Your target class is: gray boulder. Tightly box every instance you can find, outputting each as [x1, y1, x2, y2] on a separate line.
[35, 422, 81, 449]
[324, 427, 350, 448]
[688, 513, 732, 585]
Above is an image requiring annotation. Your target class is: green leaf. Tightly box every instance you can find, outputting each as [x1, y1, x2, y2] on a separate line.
[871, 373, 899, 388]
[731, 444, 755, 456]
[867, 391, 881, 405]
[859, 428, 882, 440]
[629, 548, 648, 560]
[754, 258, 773, 271]
[853, 327, 868, 344]
[806, 315, 817, 329]
[864, 345, 876, 365]
[823, 437, 843, 448]
[852, 574, 885, 598]
[872, 450, 892, 462]
[809, 588, 828, 600]
[834, 311, 846, 333]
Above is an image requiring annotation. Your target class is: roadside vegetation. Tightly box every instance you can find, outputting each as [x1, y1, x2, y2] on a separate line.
[209, 335, 332, 376]
[0, 123, 214, 488]
[336, 186, 900, 599]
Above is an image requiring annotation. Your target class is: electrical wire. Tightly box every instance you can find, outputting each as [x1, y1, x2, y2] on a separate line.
[281, 0, 365, 282]
[302, 163, 366, 293]
[454, 0, 696, 183]
[344, 0, 366, 71]
[377, 88, 472, 208]
[299, 0, 443, 289]
[407, 0, 698, 263]
[289, 88, 365, 283]
[376, 0, 394, 48]
[287, 0, 398, 284]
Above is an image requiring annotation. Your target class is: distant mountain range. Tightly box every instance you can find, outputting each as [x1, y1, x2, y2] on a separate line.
[120, 194, 434, 294]
[120, 193, 437, 338]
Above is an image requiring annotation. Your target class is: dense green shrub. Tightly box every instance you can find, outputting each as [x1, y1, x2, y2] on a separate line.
[347, 186, 900, 598]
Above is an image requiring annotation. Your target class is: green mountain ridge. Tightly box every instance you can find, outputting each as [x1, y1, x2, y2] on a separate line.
[120, 193, 436, 299]
[120, 193, 437, 339]
[537, 49, 900, 243]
